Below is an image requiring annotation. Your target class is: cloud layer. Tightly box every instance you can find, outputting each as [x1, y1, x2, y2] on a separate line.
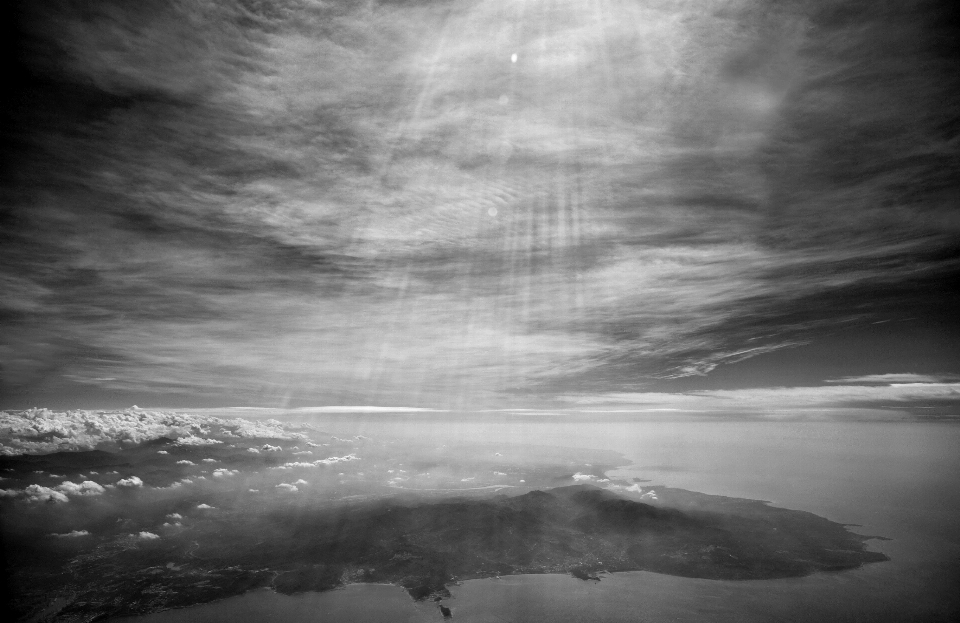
[0, 407, 307, 455]
[1, 0, 957, 408]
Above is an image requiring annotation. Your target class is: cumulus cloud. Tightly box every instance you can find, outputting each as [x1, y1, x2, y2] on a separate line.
[55, 480, 105, 496]
[116, 476, 143, 488]
[167, 513, 182, 520]
[23, 485, 69, 503]
[247, 447, 260, 454]
[157, 450, 168, 454]
[572, 473, 596, 482]
[314, 454, 358, 466]
[261, 444, 282, 452]
[175, 437, 223, 446]
[292, 479, 308, 486]
[0, 409, 309, 456]
[196, 503, 214, 509]
[201, 458, 218, 463]
[212, 468, 239, 477]
[176, 460, 195, 466]
[276, 483, 298, 492]
[52, 530, 90, 538]
[138, 532, 160, 540]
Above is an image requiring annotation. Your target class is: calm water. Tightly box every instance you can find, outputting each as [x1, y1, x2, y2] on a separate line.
[113, 418, 960, 622]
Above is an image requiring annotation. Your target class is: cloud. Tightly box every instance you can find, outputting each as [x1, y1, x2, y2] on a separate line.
[175, 437, 223, 446]
[572, 473, 595, 482]
[196, 503, 214, 509]
[292, 479, 308, 486]
[314, 454, 358, 466]
[116, 476, 143, 488]
[166, 513, 182, 520]
[826, 374, 960, 385]
[23, 485, 70, 503]
[563, 382, 960, 419]
[55, 480, 105, 496]
[212, 468, 239, 477]
[0, 1, 956, 409]
[261, 444, 282, 452]
[201, 458, 218, 463]
[52, 530, 91, 538]
[138, 532, 160, 540]
[276, 483, 298, 492]
[0, 409, 310, 455]
[176, 460, 196, 466]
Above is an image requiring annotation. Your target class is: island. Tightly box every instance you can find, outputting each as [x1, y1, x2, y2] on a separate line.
[0, 424, 888, 623]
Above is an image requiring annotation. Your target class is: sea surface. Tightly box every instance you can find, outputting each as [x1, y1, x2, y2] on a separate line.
[114, 416, 960, 622]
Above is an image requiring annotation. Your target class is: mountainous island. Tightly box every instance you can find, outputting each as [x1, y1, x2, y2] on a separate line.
[0, 410, 889, 622]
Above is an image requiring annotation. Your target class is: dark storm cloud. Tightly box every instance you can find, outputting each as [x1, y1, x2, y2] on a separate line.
[1, 0, 958, 410]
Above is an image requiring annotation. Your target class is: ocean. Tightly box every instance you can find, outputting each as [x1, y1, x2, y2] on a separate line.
[111, 416, 960, 622]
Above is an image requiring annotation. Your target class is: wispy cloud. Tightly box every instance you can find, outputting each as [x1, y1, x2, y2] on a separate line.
[563, 382, 960, 420]
[826, 374, 960, 385]
[2, 1, 957, 408]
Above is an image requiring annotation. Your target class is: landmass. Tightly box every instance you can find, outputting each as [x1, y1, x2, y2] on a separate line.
[0, 410, 889, 622]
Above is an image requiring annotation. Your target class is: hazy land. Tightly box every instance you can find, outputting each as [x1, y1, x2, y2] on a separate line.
[0, 409, 888, 622]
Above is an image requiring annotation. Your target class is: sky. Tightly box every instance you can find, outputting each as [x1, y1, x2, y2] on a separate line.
[1, 0, 959, 418]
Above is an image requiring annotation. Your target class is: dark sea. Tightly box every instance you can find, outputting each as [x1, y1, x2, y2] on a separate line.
[112, 417, 960, 622]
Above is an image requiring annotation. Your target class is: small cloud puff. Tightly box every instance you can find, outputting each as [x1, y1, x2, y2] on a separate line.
[261, 444, 282, 452]
[175, 437, 223, 446]
[24, 485, 69, 503]
[292, 450, 313, 455]
[176, 460, 195, 466]
[201, 458, 218, 463]
[314, 454, 358, 466]
[276, 483, 299, 492]
[116, 476, 144, 488]
[56, 480, 106, 496]
[247, 447, 260, 453]
[196, 503, 214, 509]
[212, 468, 239, 477]
[293, 479, 308, 485]
[138, 531, 160, 540]
[52, 529, 90, 538]
[572, 473, 596, 482]
[157, 450, 169, 454]
[167, 513, 183, 520]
